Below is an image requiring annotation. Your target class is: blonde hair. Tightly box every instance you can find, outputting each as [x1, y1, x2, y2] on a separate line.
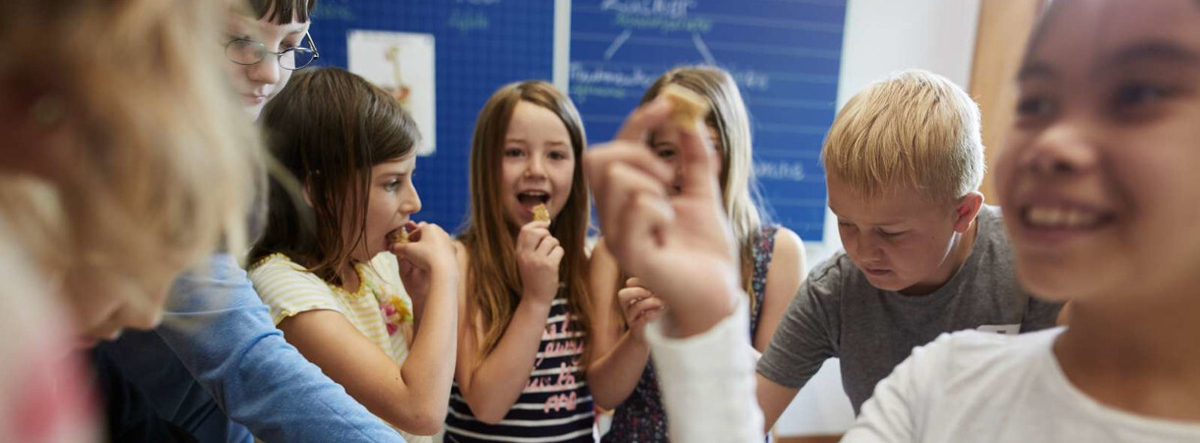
[821, 69, 984, 203]
[0, 0, 260, 321]
[641, 66, 766, 306]
[459, 81, 593, 364]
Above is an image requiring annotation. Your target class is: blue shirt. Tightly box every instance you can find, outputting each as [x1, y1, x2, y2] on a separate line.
[98, 254, 403, 442]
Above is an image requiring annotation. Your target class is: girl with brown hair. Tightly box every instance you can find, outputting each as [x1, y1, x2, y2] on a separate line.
[445, 80, 595, 442]
[248, 67, 459, 441]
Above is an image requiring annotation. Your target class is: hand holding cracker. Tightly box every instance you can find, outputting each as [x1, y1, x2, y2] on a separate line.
[660, 83, 710, 135]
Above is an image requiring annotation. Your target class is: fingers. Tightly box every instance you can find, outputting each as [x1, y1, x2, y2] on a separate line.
[585, 143, 674, 234]
[617, 285, 653, 307]
[547, 244, 565, 265]
[611, 191, 674, 274]
[405, 221, 423, 242]
[516, 221, 551, 253]
[535, 234, 560, 254]
[614, 97, 674, 143]
[674, 123, 722, 202]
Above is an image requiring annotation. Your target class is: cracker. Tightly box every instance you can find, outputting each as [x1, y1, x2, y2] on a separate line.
[660, 83, 709, 132]
[388, 227, 409, 245]
[533, 204, 551, 223]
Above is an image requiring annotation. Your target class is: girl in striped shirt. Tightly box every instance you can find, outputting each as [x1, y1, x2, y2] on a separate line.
[446, 81, 595, 442]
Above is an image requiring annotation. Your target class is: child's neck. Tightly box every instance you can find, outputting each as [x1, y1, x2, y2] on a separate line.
[338, 263, 362, 294]
[1055, 287, 1200, 422]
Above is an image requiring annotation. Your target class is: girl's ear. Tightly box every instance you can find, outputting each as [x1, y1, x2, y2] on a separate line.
[302, 170, 319, 207]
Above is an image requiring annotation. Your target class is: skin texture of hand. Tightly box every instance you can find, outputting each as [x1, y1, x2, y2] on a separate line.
[584, 98, 742, 338]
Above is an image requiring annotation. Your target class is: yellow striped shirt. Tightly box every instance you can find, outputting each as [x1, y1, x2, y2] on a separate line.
[248, 253, 434, 441]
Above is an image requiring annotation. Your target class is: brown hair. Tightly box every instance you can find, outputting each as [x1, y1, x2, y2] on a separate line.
[459, 81, 593, 361]
[245, 0, 317, 25]
[250, 67, 420, 283]
[641, 66, 767, 309]
[0, 0, 261, 320]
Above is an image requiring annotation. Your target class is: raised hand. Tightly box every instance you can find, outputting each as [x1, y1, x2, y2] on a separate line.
[584, 98, 742, 338]
[515, 220, 563, 305]
[617, 277, 665, 342]
[390, 222, 458, 315]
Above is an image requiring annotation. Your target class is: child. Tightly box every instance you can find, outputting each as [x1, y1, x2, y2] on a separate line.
[224, 0, 318, 118]
[446, 80, 595, 441]
[248, 67, 459, 441]
[753, 69, 1064, 423]
[587, 66, 806, 441]
[845, 0, 1200, 440]
[0, 0, 260, 439]
[95, 1, 407, 441]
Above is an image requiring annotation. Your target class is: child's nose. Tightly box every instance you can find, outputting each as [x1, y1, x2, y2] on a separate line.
[525, 157, 547, 178]
[1022, 121, 1098, 177]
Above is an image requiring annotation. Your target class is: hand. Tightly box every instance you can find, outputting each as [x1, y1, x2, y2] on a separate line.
[390, 222, 458, 312]
[584, 98, 741, 338]
[617, 278, 665, 342]
[516, 221, 563, 305]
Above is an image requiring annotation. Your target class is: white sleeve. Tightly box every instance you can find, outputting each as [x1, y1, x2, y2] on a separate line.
[644, 297, 765, 443]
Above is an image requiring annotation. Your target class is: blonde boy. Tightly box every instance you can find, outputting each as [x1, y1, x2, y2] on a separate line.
[754, 70, 1062, 424]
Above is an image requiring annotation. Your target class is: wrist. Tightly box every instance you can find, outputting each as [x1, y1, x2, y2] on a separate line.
[520, 292, 555, 311]
[663, 281, 739, 339]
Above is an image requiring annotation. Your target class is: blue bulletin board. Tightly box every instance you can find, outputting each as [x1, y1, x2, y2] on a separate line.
[308, 0, 557, 232]
[569, 0, 846, 241]
[307, 1, 846, 242]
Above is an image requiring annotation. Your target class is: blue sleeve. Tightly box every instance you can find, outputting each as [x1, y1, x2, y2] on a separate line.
[156, 254, 404, 442]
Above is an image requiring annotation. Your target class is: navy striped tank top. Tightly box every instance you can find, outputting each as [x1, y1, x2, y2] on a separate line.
[445, 296, 594, 442]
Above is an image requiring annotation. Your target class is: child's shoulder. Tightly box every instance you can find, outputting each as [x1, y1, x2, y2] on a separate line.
[247, 253, 326, 288]
[802, 249, 859, 294]
[904, 327, 1062, 390]
[249, 253, 306, 275]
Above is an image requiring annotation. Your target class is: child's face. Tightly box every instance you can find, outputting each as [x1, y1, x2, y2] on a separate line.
[995, 0, 1200, 303]
[223, 12, 310, 119]
[828, 176, 974, 295]
[348, 155, 420, 262]
[649, 123, 724, 196]
[499, 101, 576, 227]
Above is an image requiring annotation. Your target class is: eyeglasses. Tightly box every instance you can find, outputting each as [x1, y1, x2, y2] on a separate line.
[225, 32, 320, 71]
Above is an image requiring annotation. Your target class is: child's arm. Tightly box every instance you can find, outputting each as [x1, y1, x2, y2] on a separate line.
[279, 225, 459, 436]
[753, 228, 806, 351]
[586, 240, 663, 409]
[453, 222, 562, 424]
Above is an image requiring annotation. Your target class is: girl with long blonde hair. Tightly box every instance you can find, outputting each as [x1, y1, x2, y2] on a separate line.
[587, 66, 806, 441]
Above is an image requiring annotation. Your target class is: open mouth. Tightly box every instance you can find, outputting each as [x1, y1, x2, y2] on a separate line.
[1020, 205, 1114, 230]
[517, 191, 551, 208]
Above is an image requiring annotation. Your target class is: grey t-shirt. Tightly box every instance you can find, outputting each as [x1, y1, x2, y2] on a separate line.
[756, 205, 1062, 414]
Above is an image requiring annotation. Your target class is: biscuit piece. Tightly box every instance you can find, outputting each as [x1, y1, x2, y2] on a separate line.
[533, 204, 551, 223]
[660, 83, 709, 132]
[388, 227, 409, 245]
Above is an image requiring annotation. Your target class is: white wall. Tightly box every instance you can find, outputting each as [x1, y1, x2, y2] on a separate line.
[779, 0, 982, 436]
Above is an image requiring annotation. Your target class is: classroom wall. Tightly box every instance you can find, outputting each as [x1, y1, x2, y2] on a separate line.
[776, 0, 982, 436]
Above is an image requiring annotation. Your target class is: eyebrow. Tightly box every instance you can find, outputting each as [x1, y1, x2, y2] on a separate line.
[1016, 61, 1056, 82]
[1098, 41, 1200, 73]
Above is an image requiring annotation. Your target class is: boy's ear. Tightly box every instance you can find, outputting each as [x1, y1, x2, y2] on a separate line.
[952, 192, 984, 233]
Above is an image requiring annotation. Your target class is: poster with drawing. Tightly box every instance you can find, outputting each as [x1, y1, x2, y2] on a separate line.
[348, 30, 436, 156]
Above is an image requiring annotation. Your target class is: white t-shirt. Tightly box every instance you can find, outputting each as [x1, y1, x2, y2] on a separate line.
[845, 328, 1200, 443]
